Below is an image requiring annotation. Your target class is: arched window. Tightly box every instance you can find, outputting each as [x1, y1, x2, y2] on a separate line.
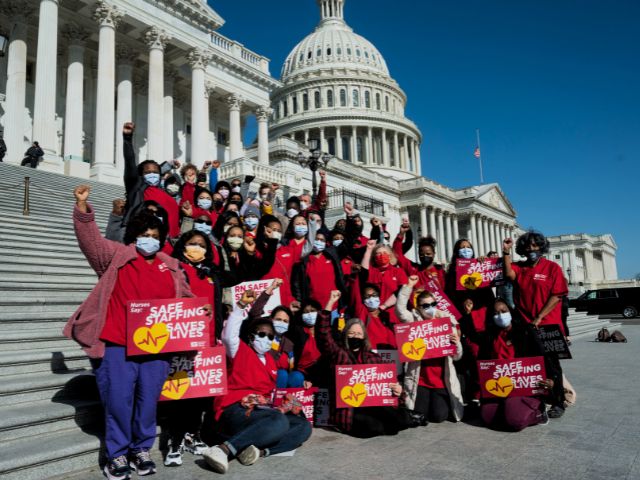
[375, 93, 381, 110]
[337, 46, 342, 55]
[314, 91, 321, 109]
[283, 101, 288, 117]
[299, 53, 304, 62]
[340, 89, 347, 107]
[307, 50, 312, 59]
[364, 51, 369, 59]
[327, 89, 334, 107]
[316, 48, 321, 57]
[327, 47, 332, 56]
[352, 89, 359, 107]
[356, 49, 361, 57]
[364, 91, 371, 108]
[303, 93, 309, 111]
[347, 47, 352, 55]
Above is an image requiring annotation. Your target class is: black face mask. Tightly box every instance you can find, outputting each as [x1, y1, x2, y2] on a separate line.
[213, 200, 224, 210]
[348, 337, 365, 351]
[420, 256, 434, 268]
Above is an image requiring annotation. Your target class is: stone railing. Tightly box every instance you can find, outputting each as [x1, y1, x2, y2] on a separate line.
[209, 31, 270, 75]
[218, 158, 288, 186]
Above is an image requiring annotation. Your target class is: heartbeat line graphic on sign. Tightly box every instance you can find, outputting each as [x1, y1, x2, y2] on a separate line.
[132, 323, 170, 354]
[138, 330, 168, 347]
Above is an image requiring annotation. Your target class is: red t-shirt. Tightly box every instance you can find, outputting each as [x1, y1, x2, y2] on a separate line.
[144, 186, 180, 237]
[307, 254, 337, 307]
[492, 329, 516, 360]
[419, 357, 446, 389]
[297, 330, 321, 374]
[511, 258, 568, 334]
[101, 255, 176, 345]
[288, 238, 306, 264]
[262, 246, 296, 307]
[368, 265, 407, 323]
[365, 314, 397, 349]
[180, 182, 196, 207]
[214, 341, 277, 420]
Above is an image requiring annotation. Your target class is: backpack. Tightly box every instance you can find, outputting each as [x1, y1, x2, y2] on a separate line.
[596, 328, 611, 342]
[610, 330, 628, 343]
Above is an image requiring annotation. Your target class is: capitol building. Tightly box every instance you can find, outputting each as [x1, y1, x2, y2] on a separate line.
[0, 0, 619, 278]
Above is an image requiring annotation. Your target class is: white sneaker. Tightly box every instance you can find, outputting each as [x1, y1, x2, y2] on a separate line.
[164, 442, 183, 467]
[237, 445, 260, 466]
[184, 432, 208, 455]
[203, 446, 229, 474]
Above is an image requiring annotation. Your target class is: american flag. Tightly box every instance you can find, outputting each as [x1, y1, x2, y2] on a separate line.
[473, 147, 481, 158]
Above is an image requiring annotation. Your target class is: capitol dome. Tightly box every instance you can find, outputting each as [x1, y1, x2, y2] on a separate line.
[270, 0, 423, 180]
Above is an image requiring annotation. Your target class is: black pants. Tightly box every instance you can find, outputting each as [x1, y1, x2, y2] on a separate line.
[21, 156, 38, 168]
[547, 353, 565, 408]
[349, 407, 412, 438]
[414, 386, 450, 423]
[159, 397, 211, 446]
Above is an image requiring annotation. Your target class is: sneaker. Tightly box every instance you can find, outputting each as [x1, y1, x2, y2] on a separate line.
[537, 406, 549, 426]
[548, 405, 565, 419]
[184, 432, 208, 455]
[103, 455, 131, 480]
[203, 446, 229, 474]
[163, 441, 183, 467]
[237, 445, 260, 466]
[128, 450, 156, 476]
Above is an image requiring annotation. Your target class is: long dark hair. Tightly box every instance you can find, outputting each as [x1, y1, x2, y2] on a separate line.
[171, 231, 215, 278]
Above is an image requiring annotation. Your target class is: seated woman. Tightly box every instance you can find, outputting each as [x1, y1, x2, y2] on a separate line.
[478, 298, 559, 431]
[396, 276, 464, 425]
[204, 290, 312, 474]
[316, 290, 410, 438]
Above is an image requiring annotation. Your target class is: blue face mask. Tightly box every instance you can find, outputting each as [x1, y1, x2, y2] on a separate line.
[136, 236, 160, 256]
[527, 251, 541, 263]
[193, 222, 212, 236]
[245, 217, 259, 230]
[252, 336, 273, 355]
[313, 240, 326, 252]
[459, 247, 474, 259]
[197, 198, 212, 210]
[143, 173, 160, 186]
[333, 239, 343, 247]
[294, 225, 308, 237]
[302, 311, 317, 326]
[273, 320, 289, 335]
[493, 312, 512, 328]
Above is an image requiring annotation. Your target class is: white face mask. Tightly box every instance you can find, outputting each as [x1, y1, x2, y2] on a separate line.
[363, 296, 380, 310]
[252, 335, 273, 355]
[333, 239, 343, 247]
[273, 320, 289, 335]
[270, 230, 282, 241]
[166, 183, 180, 195]
[422, 306, 437, 319]
[459, 247, 474, 259]
[300, 201, 309, 211]
[227, 236, 244, 251]
[494, 311, 512, 328]
[197, 198, 212, 210]
[287, 208, 299, 219]
[232, 186, 241, 193]
[135, 237, 160, 256]
[302, 311, 318, 326]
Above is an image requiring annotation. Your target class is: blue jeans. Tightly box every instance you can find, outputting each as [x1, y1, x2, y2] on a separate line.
[93, 345, 169, 459]
[276, 369, 305, 388]
[219, 403, 312, 456]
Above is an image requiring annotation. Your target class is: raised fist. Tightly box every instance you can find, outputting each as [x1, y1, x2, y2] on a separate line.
[123, 122, 135, 135]
[74, 185, 90, 203]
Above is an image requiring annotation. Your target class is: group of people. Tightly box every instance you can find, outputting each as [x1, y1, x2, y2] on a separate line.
[64, 123, 571, 480]
[0, 132, 44, 167]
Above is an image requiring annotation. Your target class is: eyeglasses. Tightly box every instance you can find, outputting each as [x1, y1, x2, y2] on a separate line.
[195, 219, 212, 226]
[254, 331, 275, 341]
[420, 301, 438, 309]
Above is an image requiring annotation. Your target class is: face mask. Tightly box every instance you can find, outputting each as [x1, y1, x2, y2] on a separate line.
[260, 194, 269, 201]
[193, 222, 212, 236]
[294, 225, 308, 237]
[166, 184, 180, 196]
[420, 256, 434, 268]
[223, 224, 232, 233]
[287, 208, 299, 218]
[527, 251, 541, 263]
[219, 189, 229, 199]
[273, 320, 289, 335]
[302, 311, 318, 326]
[232, 186, 241, 193]
[422, 306, 437, 319]
[244, 217, 259, 230]
[348, 337, 365, 351]
[313, 240, 326, 252]
[252, 336, 273, 355]
[493, 311, 512, 328]
[143, 173, 160, 186]
[363, 296, 380, 310]
[184, 245, 206, 263]
[136, 237, 160, 256]
[459, 247, 474, 259]
[271, 231, 282, 241]
[227, 236, 244, 251]
[197, 198, 212, 210]
[375, 252, 391, 266]
[300, 201, 309, 210]
[333, 239, 343, 247]
[214, 200, 224, 210]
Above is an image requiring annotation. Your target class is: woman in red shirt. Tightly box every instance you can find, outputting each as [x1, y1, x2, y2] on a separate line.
[204, 291, 312, 474]
[393, 221, 445, 291]
[347, 276, 397, 350]
[503, 231, 569, 419]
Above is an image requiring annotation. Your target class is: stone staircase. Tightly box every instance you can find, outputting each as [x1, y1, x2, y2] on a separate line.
[0, 162, 122, 480]
[566, 308, 621, 339]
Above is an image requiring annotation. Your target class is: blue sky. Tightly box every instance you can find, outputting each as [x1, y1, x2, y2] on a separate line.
[211, 0, 640, 279]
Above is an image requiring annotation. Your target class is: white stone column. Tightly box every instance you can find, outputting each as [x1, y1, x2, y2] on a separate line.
[453, 215, 460, 243]
[163, 65, 178, 162]
[115, 45, 135, 173]
[488, 220, 496, 253]
[382, 128, 389, 166]
[304, 129, 309, 145]
[227, 93, 244, 160]
[319, 127, 326, 152]
[482, 217, 491, 256]
[204, 83, 215, 159]
[367, 126, 373, 165]
[91, 1, 123, 183]
[437, 210, 446, 263]
[415, 141, 422, 176]
[476, 216, 485, 255]
[470, 214, 478, 250]
[32, 0, 62, 170]
[2, 5, 31, 164]
[403, 136, 410, 171]
[187, 48, 211, 168]
[256, 105, 272, 164]
[393, 131, 400, 168]
[445, 212, 453, 261]
[61, 23, 89, 174]
[336, 126, 343, 159]
[350, 126, 357, 163]
[420, 207, 428, 238]
[493, 222, 502, 252]
[145, 27, 170, 161]
[428, 207, 437, 244]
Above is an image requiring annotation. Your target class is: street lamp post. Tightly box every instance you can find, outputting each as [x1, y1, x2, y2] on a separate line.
[297, 138, 331, 201]
[566, 268, 572, 285]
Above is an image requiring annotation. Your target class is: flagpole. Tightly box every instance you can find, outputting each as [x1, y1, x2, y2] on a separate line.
[476, 128, 484, 184]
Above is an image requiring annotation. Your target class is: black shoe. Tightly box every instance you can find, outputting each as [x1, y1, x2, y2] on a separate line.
[128, 450, 156, 476]
[408, 411, 428, 427]
[548, 405, 565, 419]
[103, 455, 131, 480]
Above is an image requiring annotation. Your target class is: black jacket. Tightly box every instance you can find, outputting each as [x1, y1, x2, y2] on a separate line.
[25, 146, 44, 159]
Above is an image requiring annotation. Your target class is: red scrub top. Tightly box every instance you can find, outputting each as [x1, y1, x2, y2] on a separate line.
[144, 186, 180, 237]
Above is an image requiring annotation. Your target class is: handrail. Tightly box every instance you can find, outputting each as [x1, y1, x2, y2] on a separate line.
[23, 176, 30, 216]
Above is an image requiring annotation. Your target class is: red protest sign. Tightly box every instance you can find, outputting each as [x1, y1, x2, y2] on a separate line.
[160, 346, 227, 401]
[272, 388, 319, 424]
[477, 356, 547, 399]
[335, 364, 398, 408]
[425, 279, 462, 320]
[127, 297, 210, 356]
[455, 258, 504, 291]
[394, 318, 456, 362]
